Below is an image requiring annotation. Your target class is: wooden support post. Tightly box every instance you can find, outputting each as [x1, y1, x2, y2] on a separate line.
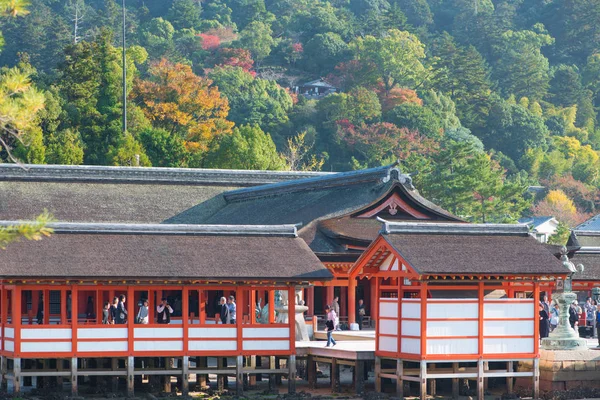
[71, 357, 78, 395]
[111, 358, 119, 392]
[348, 279, 357, 324]
[307, 286, 315, 317]
[507, 361, 514, 394]
[483, 361, 489, 390]
[1, 356, 6, 391]
[217, 357, 225, 392]
[275, 357, 282, 385]
[420, 360, 427, 400]
[307, 355, 317, 389]
[127, 356, 134, 397]
[268, 356, 276, 391]
[331, 358, 339, 393]
[429, 363, 436, 395]
[533, 358, 540, 399]
[326, 286, 334, 308]
[288, 355, 296, 394]
[356, 360, 366, 395]
[182, 356, 189, 395]
[163, 357, 173, 393]
[452, 362, 459, 398]
[236, 355, 243, 396]
[249, 356, 257, 386]
[477, 359, 484, 400]
[197, 357, 208, 388]
[13, 358, 21, 394]
[375, 356, 381, 393]
[396, 359, 403, 398]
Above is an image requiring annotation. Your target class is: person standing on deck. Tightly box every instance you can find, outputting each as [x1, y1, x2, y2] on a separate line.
[157, 298, 173, 324]
[219, 296, 230, 324]
[102, 302, 110, 324]
[550, 302, 559, 332]
[115, 294, 127, 324]
[357, 299, 366, 330]
[228, 295, 236, 324]
[585, 297, 595, 327]
[325, 305, 337, 347]
[110, 297, 118, 324]
[539, 302, 549, 340]
[332, 296, 340, 330]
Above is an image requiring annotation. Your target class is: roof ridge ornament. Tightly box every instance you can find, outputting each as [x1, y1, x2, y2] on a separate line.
[0, 221, 300, 237]
[377, 218, 530, 235]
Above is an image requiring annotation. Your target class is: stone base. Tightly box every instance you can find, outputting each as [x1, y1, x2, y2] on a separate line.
[518, 349, 600, 392]
[541, 337, 589, 350]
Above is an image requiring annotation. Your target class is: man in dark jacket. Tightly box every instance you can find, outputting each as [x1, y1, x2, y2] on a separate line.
[157, 297, 174, 324]
[219, 296, 230, 324]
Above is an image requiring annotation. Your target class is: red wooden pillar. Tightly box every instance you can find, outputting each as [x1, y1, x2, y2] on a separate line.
[249, 289, 256, 324]
[340, 286, 347, 318]
[326, 286, 334, 308]
[533, 281, 540, 354]
[127, 286, 134, 355]
[182, 286, 189, 353]
[71, 285, 78, 356]
[236, 286, 244, 351]
[268, 289, 275, 324]
[478, 282, 484, 357]
[306, 287, 314, 317]
[13, 286, 21, 357]
[419, 282, 428, 356]
[370, 278, 378, 323]
[288, 286, 296, 349]
[61, 289, 67, 325]
[348, 279, 357, 324]
[199, 289, 206, 325]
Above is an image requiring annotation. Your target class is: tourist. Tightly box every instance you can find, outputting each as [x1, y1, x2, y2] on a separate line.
[137, 299, 149, 324]
[86, 296, 95, 321]
[110, 297, 118, 324]
[228, 295, 237, 324]
[102, 302, 110, 324]
[542, 295, 550, 314]
[332, 296, 340, 330]
[569, 300, 579, 330]
[596, 305, 600, 346]
[539, 302, 549, 340]
[115, 294, 127, 324]
[357, 299, 366, 330]
[585, 297, 595, 326]
[550, 302, 559, 332]
[157, 298, 173, 324]
[325, 305, 337, 347]
[219, 296, 230, 324]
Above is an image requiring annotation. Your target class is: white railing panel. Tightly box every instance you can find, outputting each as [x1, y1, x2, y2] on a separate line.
[5, 328, 14, 339]
[380, 319, 398, 336]
[427, 338, 478, 355]
[484, 320, 534, 336]
[401, 301, 421, 319]
[243, 340, 290, 351]
[428, 302, 478, 319]
[379, 336, 398, 353]
[78, 328, 128, 339]
[483, 338, 534, 354]
[427, 320, 478, 337]
[380, 300, 398, 318]
[401, 337, 420, 354]
[401, 320, 419, 337]
[134, 327, 183, 339]
[78, 341, 128, 352]
[4, 340, 13, 352]
[484, 301, 534, 319]
[21, 328, 72, 340]
[242, 327, 289, 339]
[189, 327, 236, 339]
[189, 340, 236, 351]
[21, 342, 71, 353]
[134, 341, 183, 351]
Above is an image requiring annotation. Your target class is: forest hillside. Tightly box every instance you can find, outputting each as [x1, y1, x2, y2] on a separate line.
[2, 0, 600, 239]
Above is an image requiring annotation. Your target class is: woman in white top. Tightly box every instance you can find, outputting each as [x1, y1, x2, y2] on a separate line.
[136, 299, 149, 324]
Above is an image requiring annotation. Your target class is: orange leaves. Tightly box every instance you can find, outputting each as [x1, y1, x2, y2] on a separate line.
[132, 58, 233, 154]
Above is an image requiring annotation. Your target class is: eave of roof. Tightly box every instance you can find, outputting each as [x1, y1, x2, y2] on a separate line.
[379, 219, 530, 236]
[0, 164, 329, 186]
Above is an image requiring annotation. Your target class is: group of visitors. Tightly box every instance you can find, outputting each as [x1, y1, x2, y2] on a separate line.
[323, 297, 367, 347]
[539, 294, 600, 344]
[217, 295, 237, 324]
[100, 295, 175, 325]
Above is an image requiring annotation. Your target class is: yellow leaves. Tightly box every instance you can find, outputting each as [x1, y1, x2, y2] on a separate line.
[1, 0, 31, 17]
[545, 190, 577, 214]
[132, 58, 233, 153]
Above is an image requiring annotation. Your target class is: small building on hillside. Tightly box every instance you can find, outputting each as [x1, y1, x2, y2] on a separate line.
[297, 79, 338, 99]
[518, 216, 559, 243]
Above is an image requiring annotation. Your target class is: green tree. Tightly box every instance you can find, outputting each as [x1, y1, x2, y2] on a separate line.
[549, 64, 584, 107]
[384, 103, 443, 139]
[208, 66, 293, 131]
[204, 124, 286, 170]
[138, 127, 189, 168]
[166, 0, 201, 30]
[349, 29, 428, 95]
[493, 25, 554, 101]
[45, 129, 84, 165]
[238, 20, 275, 64]
[303, 32, 349, 74]
[140, 17, 176, 60]
[107, 133, 151, 166]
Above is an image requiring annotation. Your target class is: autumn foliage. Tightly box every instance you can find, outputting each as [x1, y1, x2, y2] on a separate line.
[210, 47, 254, 73]
[133, 58, 233, 154]
[376, 86, 422, 112]
[198, 33, 221, 50]
[533, 189, 591, 227]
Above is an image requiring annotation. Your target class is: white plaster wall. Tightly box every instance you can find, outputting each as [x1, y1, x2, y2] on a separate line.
[484, 320, 533, 336]
[427, 320, 478, 337]
[189, 327, 236, 339]
[5, 328, 14, 339]
[427, 302, 478, 319]
[484, 301, 534, 319]
[134, 327, 183, 339]
[243, 340, 290, 351]
[380, 300, 398, 318]
[134, 341, 183, 351]
[401, 338, 420, 354]
[78, 328, 128, 339]
[380, 319, 398, 336]
[4, 340, 13, 352]
[21, 328, 71, 340]
[483, 338, 533, 354]
[401, 301, 421, 319]
[243, 327, 289, 339]
[379, 336, 398, 353]
[401, 320, 420, 337]
[427, 338, 478, 355]
[189, 340, 237, 351]
[78, 341, 128, 352]
[21, 341, 71, 353]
